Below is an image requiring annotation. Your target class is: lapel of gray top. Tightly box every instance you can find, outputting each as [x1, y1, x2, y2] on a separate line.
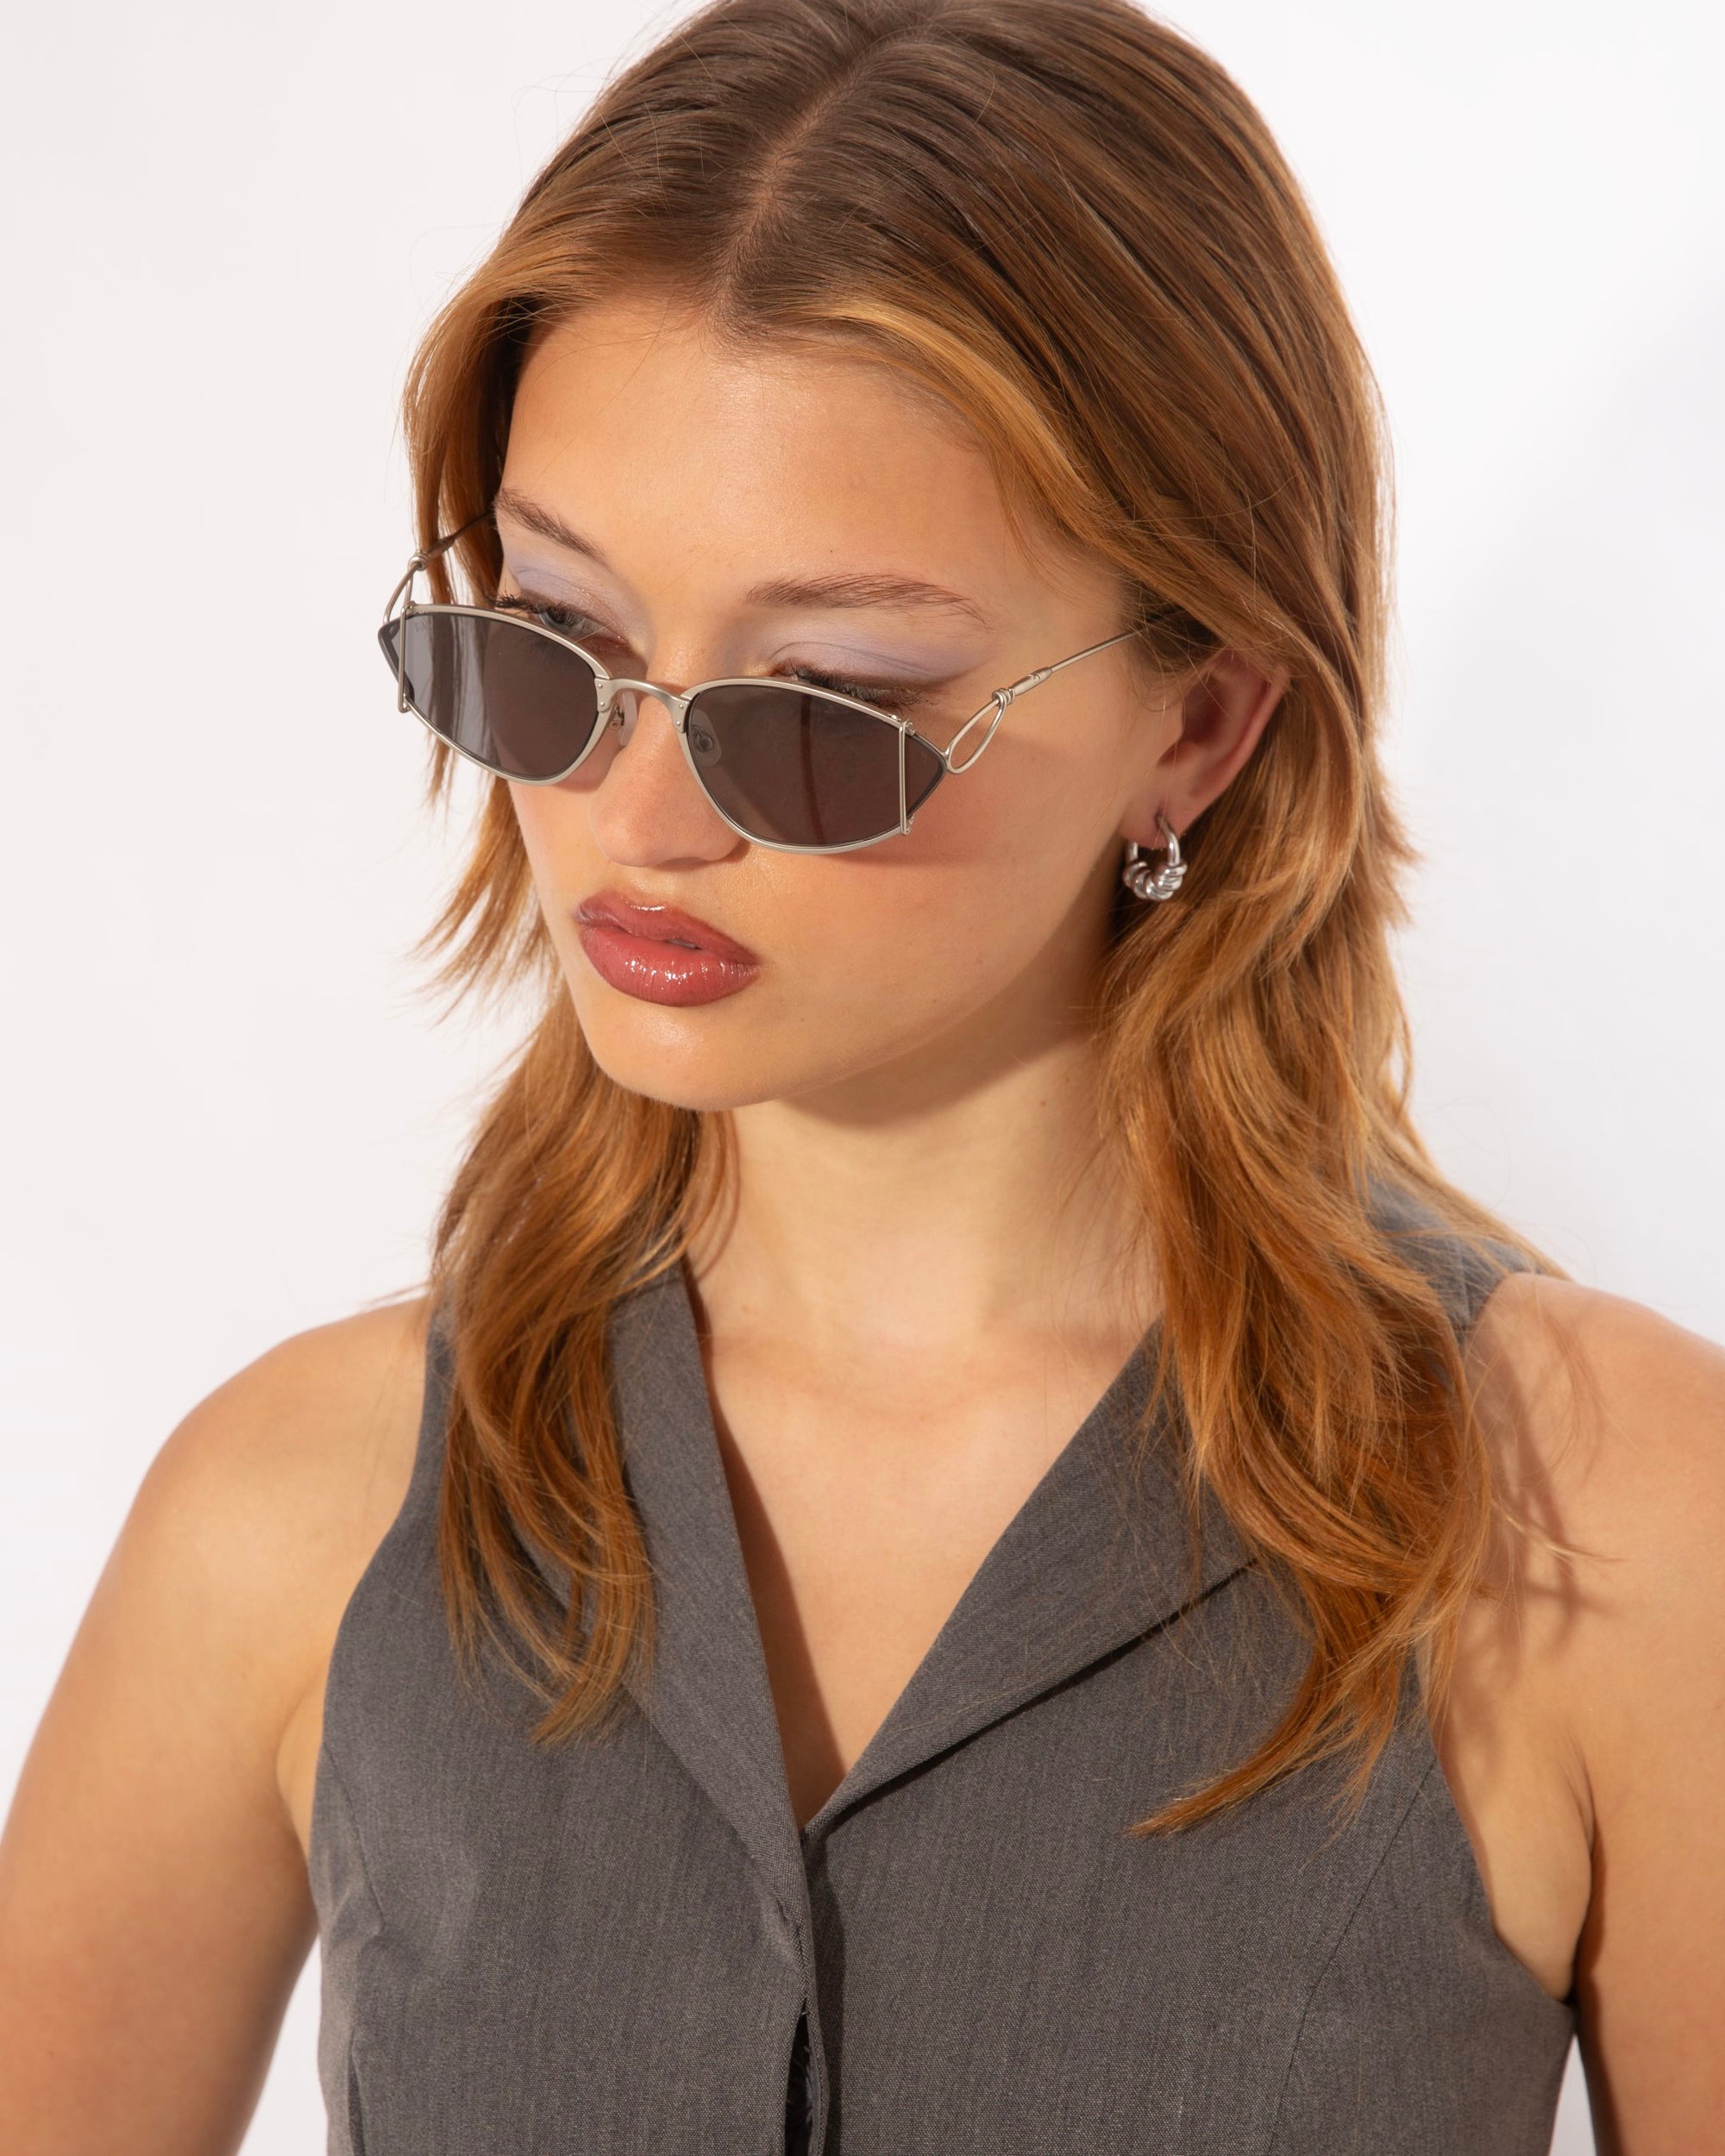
[599, 1264, 1253, 1898]
[604, 1268, 812, 1923]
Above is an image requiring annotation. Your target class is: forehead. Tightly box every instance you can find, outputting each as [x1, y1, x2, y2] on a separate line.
[502, 294, 1086, 604]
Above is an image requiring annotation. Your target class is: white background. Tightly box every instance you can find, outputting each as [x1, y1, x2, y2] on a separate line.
[4, 2, 1722, 2148]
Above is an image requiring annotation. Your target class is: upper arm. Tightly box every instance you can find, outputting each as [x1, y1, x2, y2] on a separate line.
[1469, 1272, 1725, 2155]
[0, 1299, 426, 2156]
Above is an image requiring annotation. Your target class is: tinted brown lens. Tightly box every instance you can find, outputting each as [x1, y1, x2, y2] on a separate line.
[378, 611, 601, 781]
[685, 683, 944, 848]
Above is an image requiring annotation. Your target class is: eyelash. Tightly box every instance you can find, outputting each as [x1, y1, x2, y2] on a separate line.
[492, 592, 611, 642]
[490, 591, 930, 715]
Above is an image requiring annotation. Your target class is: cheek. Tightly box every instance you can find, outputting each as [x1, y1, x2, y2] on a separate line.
[668, 839, 1101, 1111]
[510, 784, 568, 886]
[783, 854, 1023, 1032]
[844, 786, 1090, 1009]
[757, 755, 1120, 1096]
[776, 715, 1132, 1047]
[507, 786, 609, 997]
[510, 781, 602, 927]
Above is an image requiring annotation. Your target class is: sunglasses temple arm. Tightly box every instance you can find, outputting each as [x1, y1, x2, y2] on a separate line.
[389, 509, 495, 611]
[412, 507, 493, 573]
[1002, 625, 1143, 700]
[944, 626, 1143, 774]
[386, 510, 496, 713]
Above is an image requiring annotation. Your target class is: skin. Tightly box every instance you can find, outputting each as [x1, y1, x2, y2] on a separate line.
[1, 291, 1721, 2152]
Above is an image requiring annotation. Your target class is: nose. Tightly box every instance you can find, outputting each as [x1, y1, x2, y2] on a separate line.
[582, 680, 742, 870]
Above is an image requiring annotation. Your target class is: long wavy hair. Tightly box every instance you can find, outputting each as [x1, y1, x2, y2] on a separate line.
[399, 0, 1559, 1830]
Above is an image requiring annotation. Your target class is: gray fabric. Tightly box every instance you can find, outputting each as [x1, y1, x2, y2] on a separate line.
[310, 1186, 1575, 2153]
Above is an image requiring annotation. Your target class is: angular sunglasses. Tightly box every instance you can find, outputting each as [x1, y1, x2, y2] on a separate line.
[379, 512, 1141, 855]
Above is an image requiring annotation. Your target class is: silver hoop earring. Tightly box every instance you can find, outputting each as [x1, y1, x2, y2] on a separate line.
[1121, 815, 1186, 903]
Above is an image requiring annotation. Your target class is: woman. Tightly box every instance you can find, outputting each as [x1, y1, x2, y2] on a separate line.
[1, 0, 1719, 2148]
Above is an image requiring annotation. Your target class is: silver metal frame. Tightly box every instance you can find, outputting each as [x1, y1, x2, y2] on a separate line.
[381, 514, 1144, 856]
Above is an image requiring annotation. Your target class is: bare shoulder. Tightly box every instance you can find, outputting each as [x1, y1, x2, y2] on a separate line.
[77, 1292, 434, 1865]
[135, 1294, 433, 1808]
[0, 1297, 432, 2152]
[1462, 1266, 1725, 1726]
[1468, 1269, 1725, 1563]
[142, 1294, 432, 1605]
[1462, 1269, 1725, 2146]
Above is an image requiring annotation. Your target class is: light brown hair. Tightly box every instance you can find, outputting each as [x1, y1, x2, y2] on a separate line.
[401, 0, 1559, 1828]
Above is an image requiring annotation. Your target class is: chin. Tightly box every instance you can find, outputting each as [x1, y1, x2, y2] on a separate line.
[567, 971, 967, 1118]
[568, 981, 829, 1114]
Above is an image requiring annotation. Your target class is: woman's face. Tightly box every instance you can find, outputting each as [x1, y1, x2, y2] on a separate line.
[498, 291, 1185, 1115]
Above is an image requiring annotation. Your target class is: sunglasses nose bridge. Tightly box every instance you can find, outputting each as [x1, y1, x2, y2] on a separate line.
[597, 680, 699, 757]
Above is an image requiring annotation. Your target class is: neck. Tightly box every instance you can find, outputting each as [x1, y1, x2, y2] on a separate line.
[687, 1007, 1158, 1365]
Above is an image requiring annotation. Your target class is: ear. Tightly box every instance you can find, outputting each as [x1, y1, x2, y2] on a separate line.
[1121, 653, 1288, 845]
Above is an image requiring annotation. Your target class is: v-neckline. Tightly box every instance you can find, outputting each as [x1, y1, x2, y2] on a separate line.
[699, 1295, 1172, 1836]
[593, 1262, 1251, 1898]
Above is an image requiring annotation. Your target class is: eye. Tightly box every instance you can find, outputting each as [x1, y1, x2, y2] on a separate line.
[781, 665, 923, 716]
[493, 591, 612, 642]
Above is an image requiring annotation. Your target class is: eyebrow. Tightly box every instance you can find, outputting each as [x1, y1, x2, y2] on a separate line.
[494, 486, 991, 629]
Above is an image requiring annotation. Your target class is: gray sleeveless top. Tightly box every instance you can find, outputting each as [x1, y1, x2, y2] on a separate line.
[309, 1188, 1576, 2153]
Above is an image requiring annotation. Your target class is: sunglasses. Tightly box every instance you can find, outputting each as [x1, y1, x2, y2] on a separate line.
[379, 512, 1141, 855]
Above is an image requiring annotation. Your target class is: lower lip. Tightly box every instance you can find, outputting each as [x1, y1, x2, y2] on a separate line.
[576, 920, 760, 1007]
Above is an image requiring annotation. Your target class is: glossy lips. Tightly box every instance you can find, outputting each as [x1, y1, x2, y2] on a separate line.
[574, 892, 761, 1007]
